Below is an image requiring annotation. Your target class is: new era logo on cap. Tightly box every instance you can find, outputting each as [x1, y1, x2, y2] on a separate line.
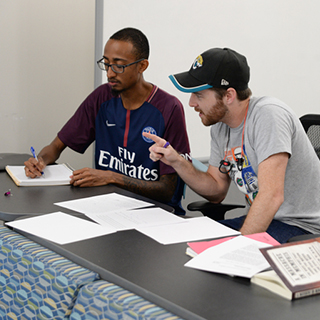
[221, 79, 229, 86]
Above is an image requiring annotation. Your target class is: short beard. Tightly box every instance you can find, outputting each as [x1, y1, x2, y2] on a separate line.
[202, 99, 228, 126]
[111, 88, 123, 96]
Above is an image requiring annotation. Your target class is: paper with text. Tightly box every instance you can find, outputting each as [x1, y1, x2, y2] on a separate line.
[54, 193, 152, 215]
[85, 207, 183, 231]
[185, 236, 271, 278]
[136, 216, 240, 245]
[6, 212, 116, 244]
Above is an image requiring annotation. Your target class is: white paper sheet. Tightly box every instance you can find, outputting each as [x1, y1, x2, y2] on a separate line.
[136, 216, 240, 245]
[185, 236, 271, 278]
[6, 212, 116, 244]
[54, 193, 152, 215]
[85, 207, 184, 231]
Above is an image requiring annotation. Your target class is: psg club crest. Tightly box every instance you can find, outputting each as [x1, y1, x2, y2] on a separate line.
[142, 126, 157, 143]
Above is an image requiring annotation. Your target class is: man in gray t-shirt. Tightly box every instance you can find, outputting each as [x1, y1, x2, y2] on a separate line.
[143, 47, 320, 243]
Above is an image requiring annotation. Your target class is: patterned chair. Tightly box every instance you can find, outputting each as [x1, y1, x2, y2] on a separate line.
[69, 280, 183, 320]
[0, 226, 100, 319]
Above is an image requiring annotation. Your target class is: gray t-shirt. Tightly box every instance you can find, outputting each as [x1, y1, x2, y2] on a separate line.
[209, 96, 320, 233]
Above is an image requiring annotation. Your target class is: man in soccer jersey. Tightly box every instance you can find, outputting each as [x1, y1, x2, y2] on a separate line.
[24, 28, 190, 213]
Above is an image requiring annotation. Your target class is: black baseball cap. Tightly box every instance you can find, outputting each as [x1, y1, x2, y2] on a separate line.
[169, 48, 250, 93]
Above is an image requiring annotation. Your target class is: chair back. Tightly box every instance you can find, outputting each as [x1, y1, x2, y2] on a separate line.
[300, 114, 320, 159]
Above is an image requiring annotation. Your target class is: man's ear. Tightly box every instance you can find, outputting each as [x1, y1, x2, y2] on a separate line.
[139, 59, 149, 73]
[225, 88, 237, 104]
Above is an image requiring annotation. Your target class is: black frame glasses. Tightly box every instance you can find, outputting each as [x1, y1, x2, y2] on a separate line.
[97, 57, 145, 74]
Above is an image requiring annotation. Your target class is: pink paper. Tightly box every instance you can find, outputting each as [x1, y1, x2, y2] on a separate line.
[187, 232, 280, 254]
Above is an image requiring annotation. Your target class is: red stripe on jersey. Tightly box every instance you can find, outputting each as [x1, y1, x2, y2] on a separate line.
[123, 109, 130, 147]
[146, 85, 158, 103]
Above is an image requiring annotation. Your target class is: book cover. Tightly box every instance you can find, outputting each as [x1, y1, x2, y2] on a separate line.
[253, 237, 320, 299]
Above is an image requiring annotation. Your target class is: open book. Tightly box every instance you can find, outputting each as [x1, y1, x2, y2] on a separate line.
[6, 163, 73, 186]
[251, 237, 320, 300]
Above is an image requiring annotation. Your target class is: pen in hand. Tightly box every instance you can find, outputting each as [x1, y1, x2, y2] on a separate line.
[30, 146, 44, 175]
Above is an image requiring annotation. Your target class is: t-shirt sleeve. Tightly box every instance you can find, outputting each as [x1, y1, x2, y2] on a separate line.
[247, 104, 294, 166]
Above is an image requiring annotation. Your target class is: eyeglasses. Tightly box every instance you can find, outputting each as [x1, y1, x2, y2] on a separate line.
[97, 57, 145, 74]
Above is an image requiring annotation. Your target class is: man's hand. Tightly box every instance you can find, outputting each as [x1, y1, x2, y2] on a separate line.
[71, 166, 177, 203]
[70, 168, 112, 187]
[24, 157, 46, 178]
[143, 132, 181, 166]
[143, 131, 231, 204]
[24, 136, 67, 179]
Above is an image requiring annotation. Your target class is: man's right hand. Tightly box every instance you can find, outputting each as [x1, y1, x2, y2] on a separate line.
[142, 132, 181, 167]
[24, 157, 46, 178]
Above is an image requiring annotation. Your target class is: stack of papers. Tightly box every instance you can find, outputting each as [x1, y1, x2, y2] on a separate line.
[6, 192, 281, 280]
[6, 193, 242, 246]
[186, 232, 280, 257]
[185, 236, 273, 278]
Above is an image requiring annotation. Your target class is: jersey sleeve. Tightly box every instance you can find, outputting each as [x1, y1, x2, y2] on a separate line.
[58, 84, 112, 154]
[159, 95, 191, 176]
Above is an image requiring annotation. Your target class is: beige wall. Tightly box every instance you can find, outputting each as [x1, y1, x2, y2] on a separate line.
[100, 0, 320, 159]
[0, 1, 95, 169]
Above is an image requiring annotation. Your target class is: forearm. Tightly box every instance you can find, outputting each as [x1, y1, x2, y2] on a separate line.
[170, 156, 229, 203]
[38, 137, 66, 165]
[38, 145, 60, 165]
[108, 171, 177, 203]
[145, 132, 229, 202]
[240, 153, 288, 235]
[240, 192, 284, 235]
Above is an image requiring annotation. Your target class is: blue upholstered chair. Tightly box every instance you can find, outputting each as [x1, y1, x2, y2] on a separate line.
[68, 280, 183, 320]
[0, 226, 100, 319]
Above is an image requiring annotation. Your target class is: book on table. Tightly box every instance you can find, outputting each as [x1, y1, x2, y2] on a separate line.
[251, 237, 320, 300]
[5, 163, 73, 186]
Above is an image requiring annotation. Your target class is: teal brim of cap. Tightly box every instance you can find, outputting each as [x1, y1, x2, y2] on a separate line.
[169, 74, 213, 93]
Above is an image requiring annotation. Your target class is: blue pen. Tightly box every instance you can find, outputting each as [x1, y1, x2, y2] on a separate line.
[30, 146, 44, 175]
[30, 146, 38, 160]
